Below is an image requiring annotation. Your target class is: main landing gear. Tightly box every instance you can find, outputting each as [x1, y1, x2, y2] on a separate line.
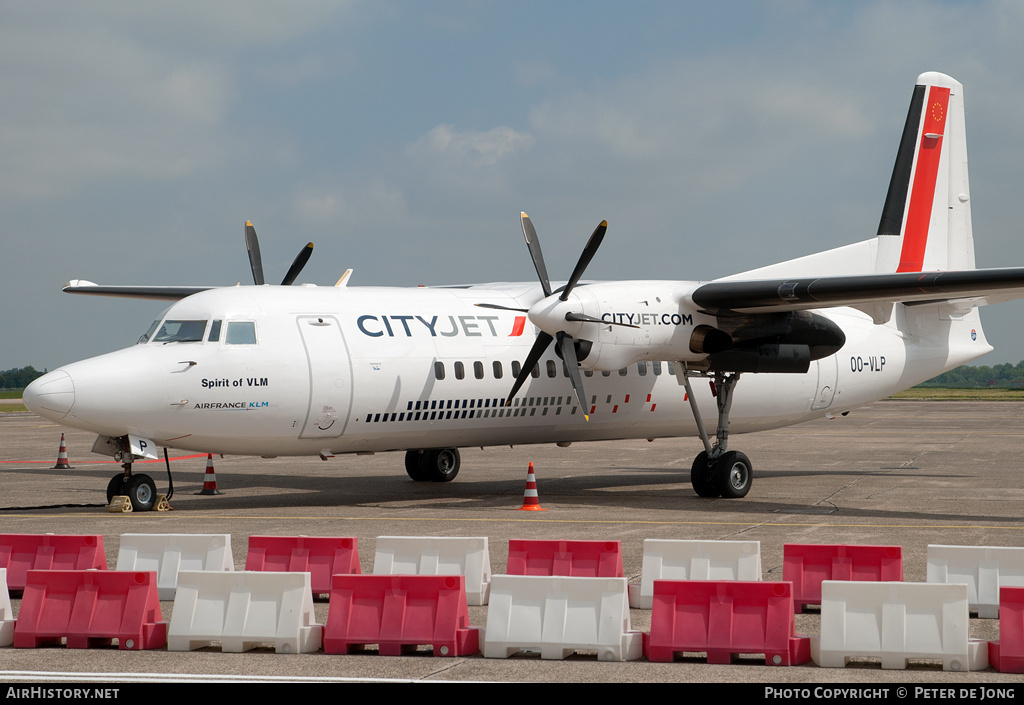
[405, 448, 461, 483]
[106, 463, 158, 511]
[680, 368, 753, 499]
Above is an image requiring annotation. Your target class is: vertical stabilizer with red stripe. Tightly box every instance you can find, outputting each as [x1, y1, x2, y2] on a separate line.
[875, 72, 975, 274]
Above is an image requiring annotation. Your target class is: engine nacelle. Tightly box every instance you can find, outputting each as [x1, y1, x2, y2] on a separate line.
[690, 311, 846, 373]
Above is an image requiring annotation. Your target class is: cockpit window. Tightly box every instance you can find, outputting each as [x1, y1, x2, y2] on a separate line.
[208, 320, 222, 342]
[153, 320, 207, 343]
[226, 321, 257, 345]
[138, 320, 160, 345]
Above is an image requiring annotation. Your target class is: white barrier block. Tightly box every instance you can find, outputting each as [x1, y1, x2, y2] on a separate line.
[927, 544, 1024, 618]
[373, 536, 491, 605]
[116, 533, 234, 600]
[483, 574, 641, 661]
[811, 581, 988, 671]
[167, 570, 322, 653]
[628, 539, 762, 609]
[0, 569, 13, 646]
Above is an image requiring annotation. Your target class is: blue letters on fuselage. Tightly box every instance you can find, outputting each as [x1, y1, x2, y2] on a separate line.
[356, 312, 693, 337]
[357, 315, 502, 338]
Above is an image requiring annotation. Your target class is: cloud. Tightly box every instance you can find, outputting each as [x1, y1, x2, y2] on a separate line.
[409, 124, 535, 167]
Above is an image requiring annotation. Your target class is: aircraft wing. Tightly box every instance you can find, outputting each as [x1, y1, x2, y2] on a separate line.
[689, 268, 1024, 313]
[63, 280, 216, 301]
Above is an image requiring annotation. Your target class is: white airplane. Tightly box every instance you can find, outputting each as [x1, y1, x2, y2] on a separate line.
[23, 72, 1024, 511]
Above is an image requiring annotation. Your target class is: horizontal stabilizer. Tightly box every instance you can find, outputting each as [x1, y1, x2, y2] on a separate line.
[63, 280, 215, 301]
[689, 268, 1024, 314]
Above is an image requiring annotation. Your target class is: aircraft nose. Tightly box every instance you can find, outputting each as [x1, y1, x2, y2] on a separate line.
[23, 370, 75, 420]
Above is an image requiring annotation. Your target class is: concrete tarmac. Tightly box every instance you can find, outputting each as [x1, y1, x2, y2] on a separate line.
[0, 402, 1022, 683]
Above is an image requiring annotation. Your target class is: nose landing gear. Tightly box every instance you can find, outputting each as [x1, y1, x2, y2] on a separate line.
[106, 463, 158, 511]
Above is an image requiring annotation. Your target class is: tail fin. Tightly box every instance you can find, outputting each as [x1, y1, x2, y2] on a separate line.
[875, 72, 975, 273]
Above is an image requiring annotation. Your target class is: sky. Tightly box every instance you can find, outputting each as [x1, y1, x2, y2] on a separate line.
[4, 1, 1024, 373]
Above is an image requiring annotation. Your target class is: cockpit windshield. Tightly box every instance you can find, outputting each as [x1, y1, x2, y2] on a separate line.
[152, 320, 208, 343]
[137, 320, 160, 345]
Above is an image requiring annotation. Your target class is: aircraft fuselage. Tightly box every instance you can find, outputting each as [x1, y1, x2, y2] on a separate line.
[25, 282, 990, 459]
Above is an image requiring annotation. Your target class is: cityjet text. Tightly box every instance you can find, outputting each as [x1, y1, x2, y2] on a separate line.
[601, 312, 692, 326]
[357, 314, 507, 338]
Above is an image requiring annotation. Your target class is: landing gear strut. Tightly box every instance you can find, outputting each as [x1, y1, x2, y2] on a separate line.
[404, 448, 461, 482]
[680, 368, 752, 499]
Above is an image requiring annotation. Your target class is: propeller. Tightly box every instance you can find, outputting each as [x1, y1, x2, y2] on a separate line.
[500, 212, 636, 421]
[245, 220, 314, 286]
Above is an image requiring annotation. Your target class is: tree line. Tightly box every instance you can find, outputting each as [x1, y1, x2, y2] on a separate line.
[0, 366, 45, 390]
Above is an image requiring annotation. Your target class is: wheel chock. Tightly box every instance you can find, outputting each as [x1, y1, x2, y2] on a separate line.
[154, 495, 172, 512]
[107, 496, 132, 513]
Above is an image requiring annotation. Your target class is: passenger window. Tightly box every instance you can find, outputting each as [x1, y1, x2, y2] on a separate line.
[546, 360, 557, 378]
[434, 361, 445, 380]
[619, 367, 628, 376]
[226, 321, 256, 345]
[455, 361, 465, 380]
[667, 361, 676, 375]
[512, 361, 522, 377]
[652, 361, 662, 376]
[637, 361, 647, 376]
[208, 320, 222, 342]
[492, 361, 503, 379]
[531, 364, 540, 378]
[474, 361, 484, 380]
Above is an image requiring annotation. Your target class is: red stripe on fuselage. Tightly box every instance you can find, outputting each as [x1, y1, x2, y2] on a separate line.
[896, 85, 950, 273]
[510, 316, 526, 336]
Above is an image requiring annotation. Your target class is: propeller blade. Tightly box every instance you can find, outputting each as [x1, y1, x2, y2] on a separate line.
[475, 303, 530, 312]
[521, 212, 552, 298]
[507, 331, 553, 404]
[557, 332, 589, 421]
[281, 242, 314, 286]
[564, 311, 640, 328]
[245, 221, 265, 286]
[561, 220, 607, 301]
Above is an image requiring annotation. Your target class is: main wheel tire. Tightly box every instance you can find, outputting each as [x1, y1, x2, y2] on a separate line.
[126, 473, 158, 511]
[715, 451, 752, 499]
[690, 451, 720, 498]
[106, 474, 129, 503]
[405, 450, 429, 481]
[421, 448, 460, 482]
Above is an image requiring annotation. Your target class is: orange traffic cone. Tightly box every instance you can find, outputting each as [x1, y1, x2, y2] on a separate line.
[53, 433, 73, 469]
[195, 454, 223, 495]
[518, 462, 546, 511]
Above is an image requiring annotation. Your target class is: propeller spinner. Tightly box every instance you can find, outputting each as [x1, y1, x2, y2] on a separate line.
[245, 220, 314, 286]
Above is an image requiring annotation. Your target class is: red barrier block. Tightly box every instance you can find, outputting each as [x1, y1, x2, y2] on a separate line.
[0, 534, 107, 592]
[324, 574, 480, 656]
[643, 580, 811, 666]
[989, 587, 1024, 673]
[14, 570, 166, 650]
[783, 543, 902, 613]
[245, 536, 360, 595]
[506, 539, 623, 577]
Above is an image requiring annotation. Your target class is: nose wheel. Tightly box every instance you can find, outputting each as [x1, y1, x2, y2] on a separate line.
[106, 464, 158, 511]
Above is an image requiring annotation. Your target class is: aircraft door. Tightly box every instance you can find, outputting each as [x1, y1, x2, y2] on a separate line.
[296, 315, 353, 440]
[812, 355, 838, 410]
